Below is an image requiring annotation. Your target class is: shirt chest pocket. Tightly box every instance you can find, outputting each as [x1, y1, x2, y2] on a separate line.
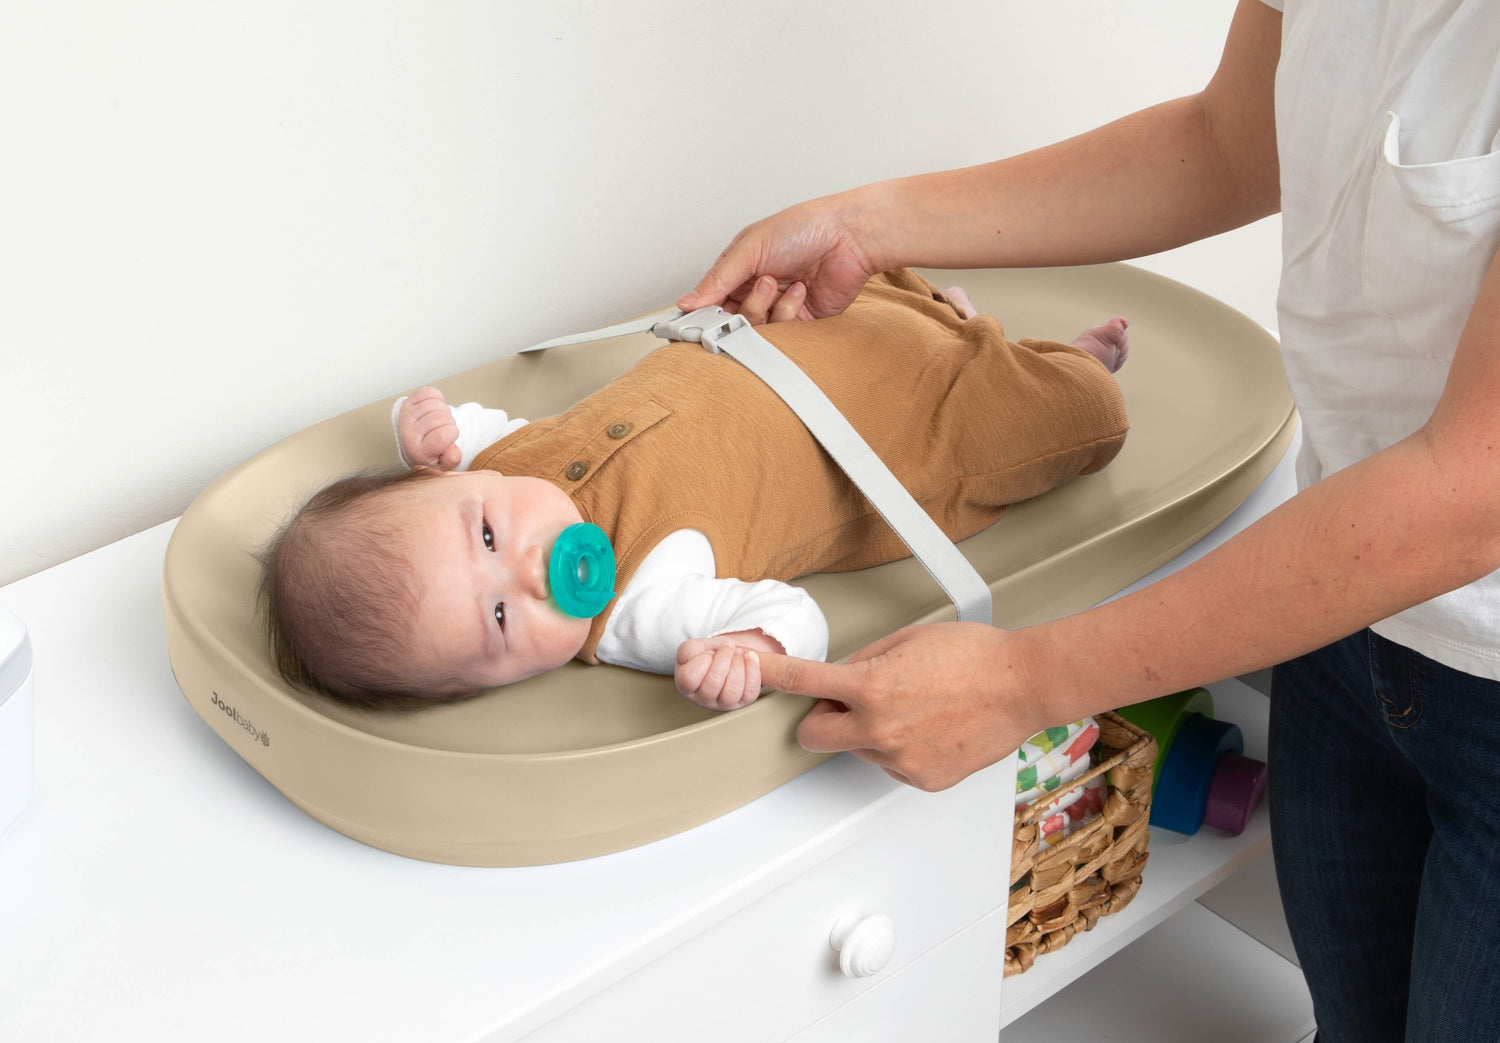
[1362, 111, 1500, 361]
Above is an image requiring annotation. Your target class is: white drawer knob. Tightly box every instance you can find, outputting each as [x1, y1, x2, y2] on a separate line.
[829, 911, 896, 978]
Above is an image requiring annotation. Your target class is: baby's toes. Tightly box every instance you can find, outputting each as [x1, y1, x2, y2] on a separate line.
[1107, 318, 1130, 367]
[1072, 318, 1130, 373]
[943, 285, 978, 320]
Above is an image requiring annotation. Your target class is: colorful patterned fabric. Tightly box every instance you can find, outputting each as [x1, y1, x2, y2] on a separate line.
[1015, 718, 1099, 798]
[1015, 748, 1094, 807]
[1037, 775, 1107, 850]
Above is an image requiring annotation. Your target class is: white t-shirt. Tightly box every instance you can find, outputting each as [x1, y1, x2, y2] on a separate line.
[1262, 0, 1500, 678]
[390, 398, 830, 674]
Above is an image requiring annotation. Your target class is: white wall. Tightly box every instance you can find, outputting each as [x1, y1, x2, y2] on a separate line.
[0, 0, 1280, 585]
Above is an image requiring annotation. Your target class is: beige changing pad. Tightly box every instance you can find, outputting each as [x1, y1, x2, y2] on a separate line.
[163, 263, 1295, 866]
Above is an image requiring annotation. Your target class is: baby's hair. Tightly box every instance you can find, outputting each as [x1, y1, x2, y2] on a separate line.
[258, 467, 474, 713]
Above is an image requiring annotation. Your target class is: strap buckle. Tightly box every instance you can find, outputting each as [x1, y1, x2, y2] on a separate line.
[650, 307, 749, 354]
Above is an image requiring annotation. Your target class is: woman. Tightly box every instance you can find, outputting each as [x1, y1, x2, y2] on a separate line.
[678, 1, 1500, 1039]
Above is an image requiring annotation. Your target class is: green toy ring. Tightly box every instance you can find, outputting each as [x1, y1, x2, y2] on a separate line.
[548, 523, 617, 619]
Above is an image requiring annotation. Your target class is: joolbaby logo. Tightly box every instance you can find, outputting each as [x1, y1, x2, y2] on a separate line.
[210, 691, 271, 747]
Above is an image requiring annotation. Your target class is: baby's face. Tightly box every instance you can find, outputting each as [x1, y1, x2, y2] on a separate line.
[391, 470, 593, 692]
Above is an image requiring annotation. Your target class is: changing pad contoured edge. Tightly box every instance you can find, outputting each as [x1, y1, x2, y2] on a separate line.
[163, 264, 1295, 866]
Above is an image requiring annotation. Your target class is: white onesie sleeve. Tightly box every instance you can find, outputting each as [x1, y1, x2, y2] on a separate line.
[595, 529, 830, 675]
[389, 397, 528, 471]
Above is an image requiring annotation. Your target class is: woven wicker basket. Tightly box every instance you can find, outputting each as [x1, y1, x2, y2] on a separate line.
[1005, 710, 1156, 977]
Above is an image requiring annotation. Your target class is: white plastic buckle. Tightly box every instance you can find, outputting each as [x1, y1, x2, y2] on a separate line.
[650, 306, 749, 354]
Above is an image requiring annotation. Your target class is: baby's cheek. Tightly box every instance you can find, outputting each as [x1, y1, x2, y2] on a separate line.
[554, 612, 593, 662]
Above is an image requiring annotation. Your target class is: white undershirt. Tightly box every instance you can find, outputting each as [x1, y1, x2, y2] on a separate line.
[391, 397, 830, 674]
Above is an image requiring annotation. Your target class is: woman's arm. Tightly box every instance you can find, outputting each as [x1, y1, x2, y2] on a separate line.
[682, 0, 1281, 316]
[759, 242, 1500, 790]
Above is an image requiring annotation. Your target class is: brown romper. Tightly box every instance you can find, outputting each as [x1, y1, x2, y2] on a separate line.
[470, 269, 1129, 662]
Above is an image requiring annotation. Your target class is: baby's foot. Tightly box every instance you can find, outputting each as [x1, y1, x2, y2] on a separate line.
[1071, 317, 1129, 373]
[943, 285, 979, 320]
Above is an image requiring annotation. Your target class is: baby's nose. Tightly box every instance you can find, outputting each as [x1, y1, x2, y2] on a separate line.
[520, 542, 549, 599]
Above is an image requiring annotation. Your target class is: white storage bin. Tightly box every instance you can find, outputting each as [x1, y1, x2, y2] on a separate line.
[0, 605, 35, 838]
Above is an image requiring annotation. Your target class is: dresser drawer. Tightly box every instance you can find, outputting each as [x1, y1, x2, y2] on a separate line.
[526, 761, 1013, 1043]
[790, 903, 1010, 1043]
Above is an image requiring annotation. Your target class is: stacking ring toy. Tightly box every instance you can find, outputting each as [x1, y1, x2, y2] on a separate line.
[1150, 714, 1244, 835]
[1116, 687, 1215, 787]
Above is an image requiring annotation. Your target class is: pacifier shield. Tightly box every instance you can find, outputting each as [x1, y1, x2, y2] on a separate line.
[548, 523, 617, 618]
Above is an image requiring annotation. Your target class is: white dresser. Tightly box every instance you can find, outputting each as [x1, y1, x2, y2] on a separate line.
[0, 434, 1301, 1042]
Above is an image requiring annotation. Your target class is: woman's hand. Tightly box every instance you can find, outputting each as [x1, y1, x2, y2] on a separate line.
[678, 192, 885, 321]
[754, 622, 1051, 791]
[732, 275, 810, 326]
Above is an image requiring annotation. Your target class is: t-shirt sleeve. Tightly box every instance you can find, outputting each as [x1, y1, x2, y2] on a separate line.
[1257, 0, 1284, 12]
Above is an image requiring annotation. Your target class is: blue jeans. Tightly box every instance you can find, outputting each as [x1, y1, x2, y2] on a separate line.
[1270, 629, 1500, 1042]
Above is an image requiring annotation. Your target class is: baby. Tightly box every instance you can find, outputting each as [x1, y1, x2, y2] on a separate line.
[260, 269, 1130, 713]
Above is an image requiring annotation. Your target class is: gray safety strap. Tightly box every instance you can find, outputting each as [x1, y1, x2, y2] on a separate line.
[519, 306, 685, 354]
[518, 306, 995, 625]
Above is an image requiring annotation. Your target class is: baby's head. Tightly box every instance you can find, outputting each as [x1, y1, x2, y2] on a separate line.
[260, 467, 593, 711]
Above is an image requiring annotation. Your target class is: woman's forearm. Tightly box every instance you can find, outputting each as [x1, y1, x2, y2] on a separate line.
[852, 99, 1263, 271]
[1024, 429, 1500, 719]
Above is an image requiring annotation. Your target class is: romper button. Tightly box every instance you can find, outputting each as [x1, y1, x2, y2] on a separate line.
[566, 461, 589, 481]
[607, 421, 632, 439]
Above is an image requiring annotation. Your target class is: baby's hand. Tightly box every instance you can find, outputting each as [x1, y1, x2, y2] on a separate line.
[675, 630, 786, 711]
[398, 386, 462, 470]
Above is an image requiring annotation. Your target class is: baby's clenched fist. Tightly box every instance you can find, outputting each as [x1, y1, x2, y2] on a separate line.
[398, 386, 462, 471]
[675, 629, 785, 712]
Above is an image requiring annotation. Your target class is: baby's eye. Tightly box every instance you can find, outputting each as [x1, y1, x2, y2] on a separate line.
[482, 521, 495, 552]
[494, 602, 505, 630]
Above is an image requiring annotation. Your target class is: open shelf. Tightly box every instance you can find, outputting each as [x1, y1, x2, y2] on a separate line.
[1003, 901, 1314, 1041]
[1001, 677, 1273, 1027]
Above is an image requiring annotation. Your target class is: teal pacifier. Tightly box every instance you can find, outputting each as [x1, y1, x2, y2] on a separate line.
[548, 523, 617, 618]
